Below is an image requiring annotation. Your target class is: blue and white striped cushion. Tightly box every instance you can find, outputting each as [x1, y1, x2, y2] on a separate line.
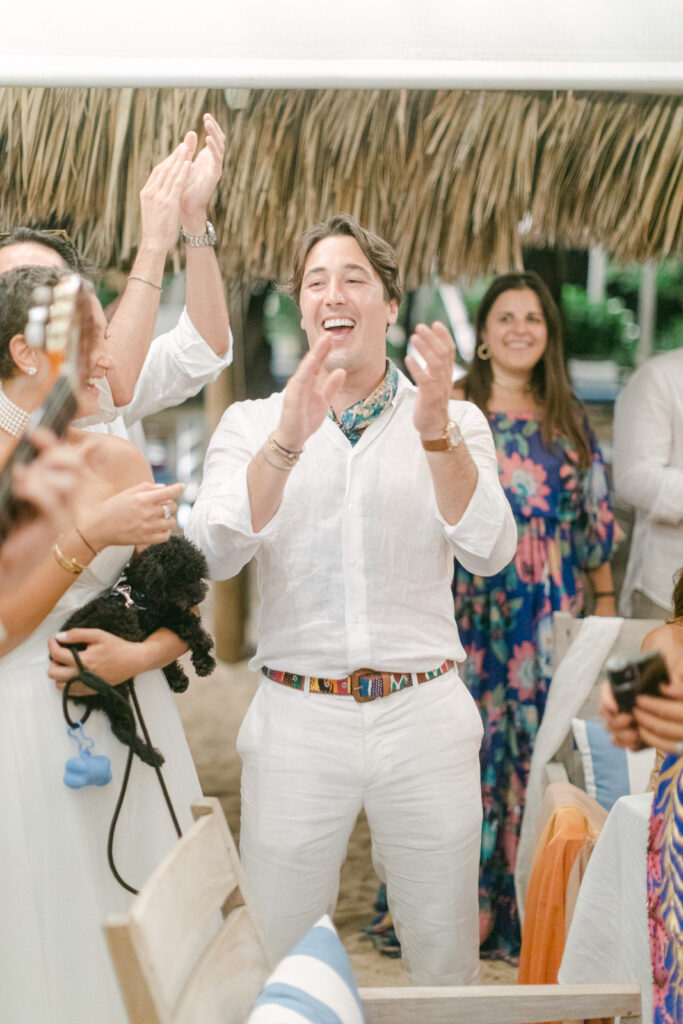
[247, 915, 365, 1024]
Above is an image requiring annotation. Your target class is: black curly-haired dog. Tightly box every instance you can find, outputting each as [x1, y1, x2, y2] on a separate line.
[60, 535, 215, 766]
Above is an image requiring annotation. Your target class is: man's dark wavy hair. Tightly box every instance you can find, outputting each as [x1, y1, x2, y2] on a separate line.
[288, 213, 402, 307]
[0, 227, 95, 279]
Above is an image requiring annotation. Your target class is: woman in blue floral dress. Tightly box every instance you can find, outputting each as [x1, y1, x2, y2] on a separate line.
[452, 272, 618, 962]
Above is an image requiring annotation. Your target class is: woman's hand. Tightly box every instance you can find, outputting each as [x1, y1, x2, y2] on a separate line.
[631, 648, 683, 753]
[79, 481, 184, 552]
[599, 681, 641, 750]
[600, 649, 683, 754]
[1, 430, 84, 590]
[48, 629, 145, 693]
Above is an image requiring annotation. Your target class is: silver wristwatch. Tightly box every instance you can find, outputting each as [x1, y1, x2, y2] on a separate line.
[180, 220, 216, 247]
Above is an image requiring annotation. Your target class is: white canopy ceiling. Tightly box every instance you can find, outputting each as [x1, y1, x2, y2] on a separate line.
[3, 0, 682, 89]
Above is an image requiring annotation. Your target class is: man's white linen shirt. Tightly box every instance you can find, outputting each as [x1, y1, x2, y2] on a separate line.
[613, 348, 683, 613]
[83, 307, 233, 446]
[186, 372, 516, 676]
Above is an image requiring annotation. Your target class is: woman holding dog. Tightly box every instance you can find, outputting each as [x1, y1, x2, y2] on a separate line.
[0, 265, 204, 1023]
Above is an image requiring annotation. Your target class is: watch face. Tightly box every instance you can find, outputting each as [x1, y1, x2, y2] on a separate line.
[445, 420, 461, 447]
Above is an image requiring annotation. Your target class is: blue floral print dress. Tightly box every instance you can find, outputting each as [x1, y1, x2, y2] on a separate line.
[452, 411, 617, 961]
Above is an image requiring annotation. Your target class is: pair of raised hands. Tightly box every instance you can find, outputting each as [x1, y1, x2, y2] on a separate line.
[138, 112, 225, 254]
[274, 322, 456, 453]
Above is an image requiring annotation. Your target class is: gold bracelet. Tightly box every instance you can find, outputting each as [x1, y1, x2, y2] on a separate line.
[265, 432, 303, 469]
[127, 273, 163, 292]
[53, 542, 86, 575]
[262, 446, 294, 471]
[74, 525, 98, 556]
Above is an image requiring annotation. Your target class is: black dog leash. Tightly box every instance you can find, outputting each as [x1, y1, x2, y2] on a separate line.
[62, 647, 182, 894]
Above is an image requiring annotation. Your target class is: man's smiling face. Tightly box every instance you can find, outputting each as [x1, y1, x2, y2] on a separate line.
[298, 234, 397, 381]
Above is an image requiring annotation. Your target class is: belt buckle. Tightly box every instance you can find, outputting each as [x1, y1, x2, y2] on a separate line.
[350, 668, 385, 703]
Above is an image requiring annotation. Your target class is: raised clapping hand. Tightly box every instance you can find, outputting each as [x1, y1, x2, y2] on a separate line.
[600, 649, 683, 753]
[180, 113, 225, 230]
[273, 336, 346, 452]
[405, 322, 455, 439]
[138, 142, 192, 256]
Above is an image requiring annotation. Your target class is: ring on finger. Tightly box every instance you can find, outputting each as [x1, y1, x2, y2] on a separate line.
[162, 503, 171, 520]
[675, 740, 683, 756]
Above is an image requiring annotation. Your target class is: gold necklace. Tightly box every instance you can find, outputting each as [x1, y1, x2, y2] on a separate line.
[492, 375, 532, 394]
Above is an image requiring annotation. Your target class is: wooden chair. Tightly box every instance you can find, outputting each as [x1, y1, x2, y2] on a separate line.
[105, 797, 643, 1024]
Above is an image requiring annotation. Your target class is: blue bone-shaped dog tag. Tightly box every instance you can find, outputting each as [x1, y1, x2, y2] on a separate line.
[64, 724, 112, 789]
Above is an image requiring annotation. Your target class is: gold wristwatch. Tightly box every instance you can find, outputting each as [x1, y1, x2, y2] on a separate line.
[421, 420, 462, 451]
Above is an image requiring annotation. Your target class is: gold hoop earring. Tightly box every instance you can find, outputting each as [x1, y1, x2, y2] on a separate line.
[476, 342, 491, 361]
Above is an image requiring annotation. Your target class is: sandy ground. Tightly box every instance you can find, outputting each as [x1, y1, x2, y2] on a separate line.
[174, 653, 517, 987]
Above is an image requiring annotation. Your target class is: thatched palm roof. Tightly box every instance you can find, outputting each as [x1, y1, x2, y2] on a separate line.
[0, 87, 681, 286]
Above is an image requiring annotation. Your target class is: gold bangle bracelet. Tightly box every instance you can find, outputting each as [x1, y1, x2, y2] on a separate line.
[74, 525, 98, 556]
[53, 542, 86, 575]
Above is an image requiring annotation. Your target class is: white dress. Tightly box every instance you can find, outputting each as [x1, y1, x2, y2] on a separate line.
[0, 546, 203, 1023]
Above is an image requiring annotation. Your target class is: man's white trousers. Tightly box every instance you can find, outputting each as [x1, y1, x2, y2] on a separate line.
[237, 669, 483, 984]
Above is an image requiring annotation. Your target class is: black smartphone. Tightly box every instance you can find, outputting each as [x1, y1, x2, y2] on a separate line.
[606, 649, 669, 713]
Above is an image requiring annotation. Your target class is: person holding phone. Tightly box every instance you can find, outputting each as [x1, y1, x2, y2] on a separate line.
[600, 570, 683, 755]
[600, 571, 683, 1024]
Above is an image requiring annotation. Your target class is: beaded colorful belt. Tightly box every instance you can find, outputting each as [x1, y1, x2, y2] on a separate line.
[262, 660, 454, 703]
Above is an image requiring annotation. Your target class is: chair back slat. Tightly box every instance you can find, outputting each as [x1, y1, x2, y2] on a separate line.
[360, 982, 642, 1024]
[173, 906, 270, 1024]
[105, 798, 269, 1024]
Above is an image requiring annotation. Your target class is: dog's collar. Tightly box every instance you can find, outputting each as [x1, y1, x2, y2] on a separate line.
[111, 577, 149, 612]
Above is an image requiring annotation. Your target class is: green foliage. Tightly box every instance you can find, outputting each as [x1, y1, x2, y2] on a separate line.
[561, 284, 639, 366]
[606, 259, 683, 353]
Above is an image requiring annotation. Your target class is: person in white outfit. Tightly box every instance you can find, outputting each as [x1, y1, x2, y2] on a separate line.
[613, 348, 683, 617]
[186, 214, 516, 984]
[0, 112, 232, 447]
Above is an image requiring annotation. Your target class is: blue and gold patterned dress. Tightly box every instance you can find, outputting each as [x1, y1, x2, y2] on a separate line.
[453, 411, 617, 961]
[648, 753, 683, 1024]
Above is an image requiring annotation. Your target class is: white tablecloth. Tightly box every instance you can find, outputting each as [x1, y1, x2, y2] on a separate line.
[559, 791, 653, 1022]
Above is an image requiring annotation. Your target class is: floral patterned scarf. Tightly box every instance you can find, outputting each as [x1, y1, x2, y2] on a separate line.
[328, 360, 398, 446]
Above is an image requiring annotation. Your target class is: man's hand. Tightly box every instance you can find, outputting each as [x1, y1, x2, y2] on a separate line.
[180, 113, 225, 233]
[405, 321, 455, 439]
[274, 336, 346, 453]
[138, 141, 192, 258]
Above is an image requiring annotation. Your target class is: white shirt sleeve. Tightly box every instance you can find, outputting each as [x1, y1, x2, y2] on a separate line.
[120, 307, 233, 427]
[439, 400, 517, 576]
[613, 360, 683, 525]
[185, 398, 279, 580]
